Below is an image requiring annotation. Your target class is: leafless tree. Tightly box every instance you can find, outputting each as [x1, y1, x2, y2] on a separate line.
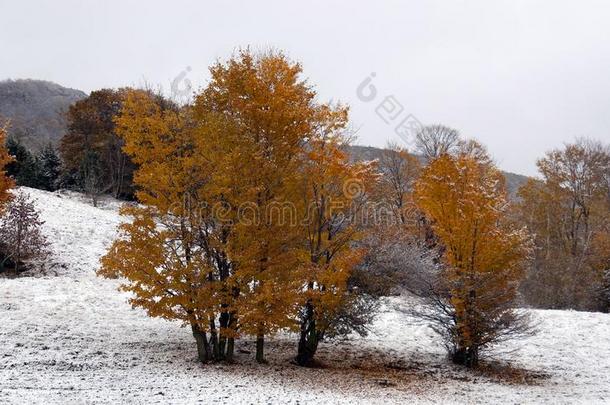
[414, 124, 460, 160]
[354, 227, 437, 297]
[377, 142, 420, 224]
[456, 138, 494, 167]
[410, 263, 535, 367]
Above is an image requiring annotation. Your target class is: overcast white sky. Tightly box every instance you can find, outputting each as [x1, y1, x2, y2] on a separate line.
[1, 0, 610, 175]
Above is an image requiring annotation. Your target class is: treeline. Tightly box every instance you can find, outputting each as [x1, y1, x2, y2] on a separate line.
[57, 88, 176, 204]
[517, 139, 610, 311]
[5, 88, 143, 204]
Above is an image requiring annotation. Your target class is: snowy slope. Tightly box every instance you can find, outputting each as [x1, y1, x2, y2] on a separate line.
[1, 187, 609, 404]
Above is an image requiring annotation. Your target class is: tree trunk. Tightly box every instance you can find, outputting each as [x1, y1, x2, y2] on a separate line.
[452, 346, 479, 368]
[209, 318, 220, 360]
[218, 311, 230, 360]
[256, 331, 266, 364]
[191, 323, 211, 363]
[226, 337, 235, 363]
[296, 301, 320, 367]
[225, 312, 237, 362]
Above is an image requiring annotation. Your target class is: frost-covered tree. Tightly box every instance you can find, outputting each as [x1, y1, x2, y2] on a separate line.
[0, 191, 49, 273]
[517, 139, 610, 310]
[79, 150, 106, 207]
[414, 150, 533, 368]
[354, 224, 437, 299]
[376, 142, 420, 225]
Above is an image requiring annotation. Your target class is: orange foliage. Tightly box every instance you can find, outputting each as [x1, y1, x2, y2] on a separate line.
[298, 125, 376, 334]
[0, 126, 14, 210]
[415, 152, 531, 364]
[99, 50, 370, 363]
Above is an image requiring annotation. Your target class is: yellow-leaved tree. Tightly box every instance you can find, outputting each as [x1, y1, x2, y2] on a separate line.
[193, 50, 322, 363]
[414, 145, 532, 368]
[100, 50, 375, 365]
[295, 110, 378, 366]
[97, 89, 231, 362]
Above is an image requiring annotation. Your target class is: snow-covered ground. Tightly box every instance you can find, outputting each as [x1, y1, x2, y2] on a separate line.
[1, 187, 609, 404]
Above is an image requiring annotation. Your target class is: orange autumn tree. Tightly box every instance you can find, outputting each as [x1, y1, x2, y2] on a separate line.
[295, 110, 378, 366]
[414, 147, 532, 368]
[100, 50, 374, 365]
[0, 125, 14, 210]
[98, 89, 233, 363]
[193, 50, 322, 363]
[195, 50, 377, 364]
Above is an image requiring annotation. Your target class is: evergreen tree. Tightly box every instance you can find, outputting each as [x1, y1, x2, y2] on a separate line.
[5, 137, 41, 188]
[5, 137, 25, 178]
[36, 144, 62, 191]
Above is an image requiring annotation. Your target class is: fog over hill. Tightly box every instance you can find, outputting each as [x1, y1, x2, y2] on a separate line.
[0, 79, 86, 150]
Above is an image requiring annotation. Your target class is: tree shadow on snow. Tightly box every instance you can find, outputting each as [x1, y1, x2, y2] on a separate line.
[188, 336, 552, 397]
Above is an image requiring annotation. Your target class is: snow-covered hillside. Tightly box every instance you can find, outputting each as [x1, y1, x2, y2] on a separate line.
[1, 188, 609, 404]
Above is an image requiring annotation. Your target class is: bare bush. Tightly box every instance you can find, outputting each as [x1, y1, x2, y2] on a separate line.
[0, 191, 49, 274]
